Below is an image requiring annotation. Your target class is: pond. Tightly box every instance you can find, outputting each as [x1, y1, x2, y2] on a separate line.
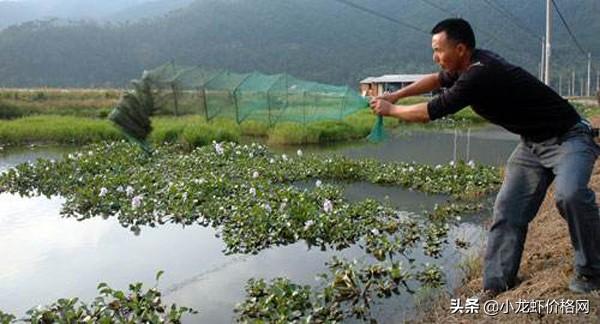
[268, 125, 519, 166]
[0, 126, 518, 322]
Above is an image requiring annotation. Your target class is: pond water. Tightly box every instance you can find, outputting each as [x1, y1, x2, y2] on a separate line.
[267, 125, 520, 167]
[0, 127, 518, 322]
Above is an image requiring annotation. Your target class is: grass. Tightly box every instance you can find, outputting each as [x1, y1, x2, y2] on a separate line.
[571, 100, 600, 119]
[0, 116, 122, 144]
[0, 113, 391, 146]
[0, 88, 120, 119]
[266, 111, 399, 145]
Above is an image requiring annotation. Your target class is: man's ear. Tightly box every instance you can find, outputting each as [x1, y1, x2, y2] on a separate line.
[456, 43, 467, 57]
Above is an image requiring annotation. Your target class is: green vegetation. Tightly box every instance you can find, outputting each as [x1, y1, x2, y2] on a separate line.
[572, 101, 600, 119]
[0, 112, 399, 146]
[0, 271, 195, 323]
[0, 89, 119, 119]
[0, 141, 499, 321]
[0, 311, 15, 324]
[0, 116, 122, 145]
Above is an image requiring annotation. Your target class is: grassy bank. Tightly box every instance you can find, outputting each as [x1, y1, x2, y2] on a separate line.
[2, 87, 597, 147]
[0, 88, 120, 119]
[0, 112, 399, 146]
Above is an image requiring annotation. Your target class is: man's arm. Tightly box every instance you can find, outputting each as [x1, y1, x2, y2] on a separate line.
[379, 73, 441, 103]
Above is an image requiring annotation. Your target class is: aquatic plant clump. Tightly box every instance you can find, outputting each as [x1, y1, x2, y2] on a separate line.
[0, 272, 194, 324]
[0, 141, 500, 322]
[235, 257, 445, 322]
[0, 141, 500, 255]
[0, 311, 15, 324]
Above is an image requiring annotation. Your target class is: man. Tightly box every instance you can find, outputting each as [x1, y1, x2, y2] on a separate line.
[370, 18, 600, 299]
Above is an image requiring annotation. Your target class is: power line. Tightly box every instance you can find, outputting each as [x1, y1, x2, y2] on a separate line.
[419, 0, 459, 18]
[330, 0, 539, 71]
[551, 0, 587, 56]
[329, 0, 429, 34]
[416, 0, 537, 67]
[480, 0, 542, 41]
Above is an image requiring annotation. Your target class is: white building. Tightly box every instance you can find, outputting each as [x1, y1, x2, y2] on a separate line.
[359, 74, 433, 97]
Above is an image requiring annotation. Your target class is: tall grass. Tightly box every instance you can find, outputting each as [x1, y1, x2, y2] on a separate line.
[0, 88, 120, 119]
[0, 110, 401, 146]
[0, 116, 122, 144]
[267, 111, 399, 145]
[0, 115, 245, 147]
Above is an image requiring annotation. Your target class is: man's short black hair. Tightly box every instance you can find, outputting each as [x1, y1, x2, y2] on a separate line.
[431, 18, 476, 49]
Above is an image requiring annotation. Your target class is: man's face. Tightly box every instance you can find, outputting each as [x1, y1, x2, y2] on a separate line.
[431, 31, 466, 73]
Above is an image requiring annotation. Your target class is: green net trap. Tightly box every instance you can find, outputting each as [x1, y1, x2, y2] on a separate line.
[109, 63, 386, 151]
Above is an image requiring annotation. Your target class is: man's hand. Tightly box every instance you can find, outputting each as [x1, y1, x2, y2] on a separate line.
[375, 92, 398, 104]
[369, 98, 396, 116]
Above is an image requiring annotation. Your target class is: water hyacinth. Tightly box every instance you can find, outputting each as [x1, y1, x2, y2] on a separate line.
[0, 142, 497, 256]
[0, 141, 501, 323]
[262, 203, 272, 213]
[297, 149, 303, 157]
[131, 195, 143, 209]
[214, 142, 224, 155]
[303, 220, 315, 230]
[279, 202, 287, 212]
[8, 272, 195, 322]
[98, 187, 108, 197]
[323, 199, 333, 213]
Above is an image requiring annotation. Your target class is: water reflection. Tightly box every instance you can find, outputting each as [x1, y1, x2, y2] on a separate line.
[266, 125, 519, 166]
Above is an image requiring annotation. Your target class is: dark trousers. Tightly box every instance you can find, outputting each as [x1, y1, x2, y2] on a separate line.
[483, 121, 600, 292]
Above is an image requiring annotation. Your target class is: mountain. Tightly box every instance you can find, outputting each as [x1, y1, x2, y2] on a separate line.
[0, 0, 194, 29]
[108, 0, 196, 23]
[0, 0, 598, 88]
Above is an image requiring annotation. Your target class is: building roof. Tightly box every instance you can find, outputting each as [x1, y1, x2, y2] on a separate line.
[360, 74, 432, 84]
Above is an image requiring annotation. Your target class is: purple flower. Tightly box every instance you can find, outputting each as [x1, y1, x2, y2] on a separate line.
[131, 195, 143, 209]
[323, 199, 333, 213]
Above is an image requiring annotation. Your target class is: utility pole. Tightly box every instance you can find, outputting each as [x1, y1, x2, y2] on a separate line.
[587, 53, 591, 96]
[581, 77, 584, 97]
[559, 73, 562, 96]
[572, 70, 576, 97]
[540, 37, 545, 81]
[544, 0, 552, 86]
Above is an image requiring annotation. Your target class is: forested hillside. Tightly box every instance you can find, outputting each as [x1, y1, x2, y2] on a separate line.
[0, 0, 598, 87]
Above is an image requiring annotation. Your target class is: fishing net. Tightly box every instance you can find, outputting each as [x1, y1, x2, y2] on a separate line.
[109, 63, 385, 152]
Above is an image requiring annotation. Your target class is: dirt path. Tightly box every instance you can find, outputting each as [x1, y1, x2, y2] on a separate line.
[420, 116, 600, 323]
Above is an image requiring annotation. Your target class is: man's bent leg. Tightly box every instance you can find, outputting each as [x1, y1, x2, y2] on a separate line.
[483, 143, 553, 292]
[552, 134, 600, 278]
